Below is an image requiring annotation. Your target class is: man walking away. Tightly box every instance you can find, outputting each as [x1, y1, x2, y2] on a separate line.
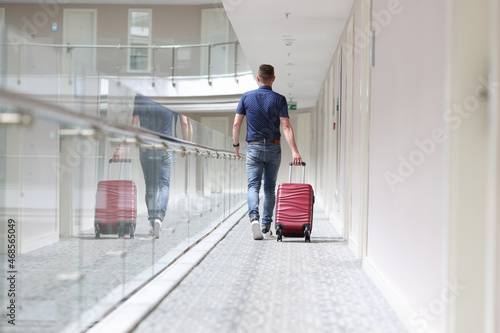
[232, 64, 302, 240]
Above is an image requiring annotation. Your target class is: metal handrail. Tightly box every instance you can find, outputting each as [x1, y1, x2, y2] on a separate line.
[2, 40, 238, 49]
[0, 88, 244, 159]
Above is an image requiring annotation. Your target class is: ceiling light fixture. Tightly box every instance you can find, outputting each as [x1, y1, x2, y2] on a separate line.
[282, 35, 295, 47]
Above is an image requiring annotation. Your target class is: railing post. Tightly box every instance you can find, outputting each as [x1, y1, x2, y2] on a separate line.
[234, 41, 239, 84]
[66, 43, 73, 85]
[207, 44, 212, 86]
[172, 47, 176, 87]
[151, 45, 156, 87]
[115, 45, 122, 87]
[17, 43, 22, 85]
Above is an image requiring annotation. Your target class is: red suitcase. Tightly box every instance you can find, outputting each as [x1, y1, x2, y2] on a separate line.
[275, 162, 314, 242]
[94, 159, 137, 239]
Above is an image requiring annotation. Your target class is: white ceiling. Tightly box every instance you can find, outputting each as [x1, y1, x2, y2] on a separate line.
[222, 0, 354, 109]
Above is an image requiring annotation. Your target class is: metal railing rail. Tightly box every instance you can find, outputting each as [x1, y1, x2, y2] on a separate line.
[0, 88, 245, 160]
[3, 40, 244, 87]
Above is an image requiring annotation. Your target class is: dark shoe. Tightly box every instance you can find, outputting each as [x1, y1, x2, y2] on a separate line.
[263, 230, 274, 239]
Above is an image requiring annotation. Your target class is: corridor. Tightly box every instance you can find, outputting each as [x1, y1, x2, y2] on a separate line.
[1, 0, 499, 332]
[99, 208, 408, 333]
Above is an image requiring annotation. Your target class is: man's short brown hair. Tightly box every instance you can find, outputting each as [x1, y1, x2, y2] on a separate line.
[258, 64, 275, 83]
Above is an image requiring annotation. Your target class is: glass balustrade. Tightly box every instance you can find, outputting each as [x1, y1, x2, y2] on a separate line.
[2, 37, 250, 89]
[0, 26, 247, 333]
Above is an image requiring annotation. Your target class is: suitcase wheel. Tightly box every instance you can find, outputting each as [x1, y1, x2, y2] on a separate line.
[117, 220, 126, 238]
[276, 223, 283, 242]
[95, 222, 101, 239]
[304, 225, 311, 243]
[305, 230, 311, 243]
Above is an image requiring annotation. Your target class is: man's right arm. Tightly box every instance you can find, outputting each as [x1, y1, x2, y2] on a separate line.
[280, 117, 302, 166]
[113, 115, 139, 162]
[232, 113, 245, 159]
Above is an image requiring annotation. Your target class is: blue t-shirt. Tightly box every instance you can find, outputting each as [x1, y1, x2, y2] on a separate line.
[133, 94, 174, 136]
[236, 85, 289, 142]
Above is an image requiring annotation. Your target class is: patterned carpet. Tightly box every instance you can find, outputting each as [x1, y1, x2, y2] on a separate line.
[134, 209, 408, 333]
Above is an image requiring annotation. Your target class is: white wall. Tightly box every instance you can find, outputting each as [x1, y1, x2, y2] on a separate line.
[313, 0, 448, 331]
[446, 0, 491, 331]
[366, 0, 447, 332]
[2, 123, 59, 254]
[349, 2, 362, 254]
[490, 2, 500, 329]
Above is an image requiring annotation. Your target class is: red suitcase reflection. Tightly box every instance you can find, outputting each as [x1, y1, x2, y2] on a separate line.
[94, 160, 136, 239]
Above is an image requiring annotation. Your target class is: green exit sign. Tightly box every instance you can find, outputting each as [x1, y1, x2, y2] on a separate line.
[288, 102, 297, 111]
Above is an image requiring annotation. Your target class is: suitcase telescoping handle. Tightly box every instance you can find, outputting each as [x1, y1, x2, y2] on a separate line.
[108, 159, 132, 180]
[288, 161, 306, 183]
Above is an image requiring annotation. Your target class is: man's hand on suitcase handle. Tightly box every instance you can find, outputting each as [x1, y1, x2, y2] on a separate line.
[112, 149, 122, 163]
[291, 152, 302, 166]
[113, 145, 129, 162]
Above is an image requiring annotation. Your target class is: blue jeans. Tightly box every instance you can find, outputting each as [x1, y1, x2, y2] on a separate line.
[139, 149, 172, 225]
[246, 143, 281, 231]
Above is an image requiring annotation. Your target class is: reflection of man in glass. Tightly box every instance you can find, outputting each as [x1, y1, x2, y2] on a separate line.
[114, 94, 179, 239]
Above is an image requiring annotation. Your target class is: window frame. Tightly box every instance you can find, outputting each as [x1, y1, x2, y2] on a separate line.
[0, 8, 5, 29]
[127, 8, 152, 73]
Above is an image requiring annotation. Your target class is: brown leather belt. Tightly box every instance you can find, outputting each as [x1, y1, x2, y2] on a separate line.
[248, 138, 280, 144]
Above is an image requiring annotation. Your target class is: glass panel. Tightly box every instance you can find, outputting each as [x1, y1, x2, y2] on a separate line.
[236, 41, 251, 74]
[210, 42, 229, 76]
[0, 22, 247, 333]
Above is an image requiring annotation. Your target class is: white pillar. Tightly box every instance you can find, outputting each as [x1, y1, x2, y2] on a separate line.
[445, 0, 491, 331]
